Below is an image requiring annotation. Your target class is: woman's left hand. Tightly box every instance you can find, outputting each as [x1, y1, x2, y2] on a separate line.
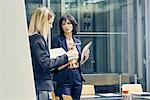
[81, 49, 90, 65]
[68, 60, 79, 69]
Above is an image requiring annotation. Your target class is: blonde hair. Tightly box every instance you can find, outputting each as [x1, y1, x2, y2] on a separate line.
[28, 7, 55, 37]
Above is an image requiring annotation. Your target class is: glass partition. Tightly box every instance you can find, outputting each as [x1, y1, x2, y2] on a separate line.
[50, 0, 146, 91]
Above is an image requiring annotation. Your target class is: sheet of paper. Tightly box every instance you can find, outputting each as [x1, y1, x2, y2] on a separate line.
[81, 41, 92, 62]
[97, 93, 122, 97]
[49, 47, 66, 59]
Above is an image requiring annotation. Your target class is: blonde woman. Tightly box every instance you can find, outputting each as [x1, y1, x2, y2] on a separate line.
[28, 7, 77, 100]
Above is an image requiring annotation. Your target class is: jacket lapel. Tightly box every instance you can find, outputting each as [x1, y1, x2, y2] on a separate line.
[60, 35, 68, 51]
[73, 36, 80, 53]
[73, 36, 81, 61]
[59, 35, 81, 54]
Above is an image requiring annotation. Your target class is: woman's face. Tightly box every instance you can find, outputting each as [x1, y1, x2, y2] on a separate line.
[62, 19, 73, 34]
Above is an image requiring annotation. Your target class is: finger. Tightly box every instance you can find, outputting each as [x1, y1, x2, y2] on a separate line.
[87, 49, 90, 54]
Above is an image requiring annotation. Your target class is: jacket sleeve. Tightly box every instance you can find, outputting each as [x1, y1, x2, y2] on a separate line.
[32, 37, 68, 72]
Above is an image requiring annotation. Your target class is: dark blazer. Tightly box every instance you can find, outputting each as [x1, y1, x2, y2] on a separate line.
[52, 35, 84, 84]
[29, 33, 68, 91]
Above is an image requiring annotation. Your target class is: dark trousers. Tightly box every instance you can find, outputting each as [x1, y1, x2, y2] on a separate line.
[54, 83, 82, 100]
[36, 90, 52, 100]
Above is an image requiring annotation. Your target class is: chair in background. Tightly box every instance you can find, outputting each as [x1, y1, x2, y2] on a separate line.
[122, 84, 143, 94]
[62, 94, 73, 100]
[52, 91, 72, 100]
[81, 85, 95, 95]
[52, 91, 60, 100]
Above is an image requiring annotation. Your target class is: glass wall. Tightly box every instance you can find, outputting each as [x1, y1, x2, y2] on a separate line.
[25, 0, 149, 92]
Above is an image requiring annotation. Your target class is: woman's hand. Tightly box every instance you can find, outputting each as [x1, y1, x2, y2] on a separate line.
[66, 47, 78, 61]
[80, 49, 90, 65]
[68, 60, 79, 69]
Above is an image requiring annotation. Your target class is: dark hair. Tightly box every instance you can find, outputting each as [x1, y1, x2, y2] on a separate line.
[59, 15, 78, 35]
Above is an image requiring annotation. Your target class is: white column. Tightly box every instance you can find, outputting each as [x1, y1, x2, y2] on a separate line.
[127, 0, 136, 74]
[145, 0, 150, 92]
[136, 0, 144, 80]
[42, 0, 47, 6]
[0, 0, 36, 99]
[109, 1, 115, 72]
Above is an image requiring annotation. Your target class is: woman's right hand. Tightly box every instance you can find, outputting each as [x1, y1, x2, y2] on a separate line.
[80, 49, 90, 65]
[66, 48, 78, 61]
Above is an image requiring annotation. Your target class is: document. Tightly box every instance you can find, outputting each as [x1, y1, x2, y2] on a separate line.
[49, 41, 92, 62]
[49, 47, 66, 59]
[81, 41, 92, 62]
[97, 93, 122, 97]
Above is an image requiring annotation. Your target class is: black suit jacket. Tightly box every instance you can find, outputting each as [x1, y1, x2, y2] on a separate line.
[52, 35, 84, 84]
[29, 33, 68, 91]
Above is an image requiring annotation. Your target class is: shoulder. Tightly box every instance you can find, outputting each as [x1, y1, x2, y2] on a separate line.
[74, 36, 81, 43]
[29, 33, 45, 45]
[52, 34, 65, 42]
[52, 34, 65, 48]
[53, 34, 65, 39]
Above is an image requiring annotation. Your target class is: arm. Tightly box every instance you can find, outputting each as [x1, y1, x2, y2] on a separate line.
[32, 38, 68, 72]
[51, 36, 70, 70]
[52, 36, 78, 70]
[80, 49, 90, 65]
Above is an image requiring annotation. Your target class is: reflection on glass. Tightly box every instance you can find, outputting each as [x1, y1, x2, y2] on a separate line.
[59, 0, 129, 74]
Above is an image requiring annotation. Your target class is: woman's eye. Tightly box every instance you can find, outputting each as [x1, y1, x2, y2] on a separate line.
[62, 23, 65, 26]
[67, 22, 71, 24]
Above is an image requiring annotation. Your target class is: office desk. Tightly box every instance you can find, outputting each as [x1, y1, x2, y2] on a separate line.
[131, 92, 150, 100]
[80, 94, 150, 100]
[81, 94, 123, 100]
[81, 97, 122, 100]
[81, 96, 150, 100]
[132, 95, 150, 100]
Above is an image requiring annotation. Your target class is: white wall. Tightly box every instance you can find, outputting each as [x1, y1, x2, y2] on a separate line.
[0, 0, 36, 100]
